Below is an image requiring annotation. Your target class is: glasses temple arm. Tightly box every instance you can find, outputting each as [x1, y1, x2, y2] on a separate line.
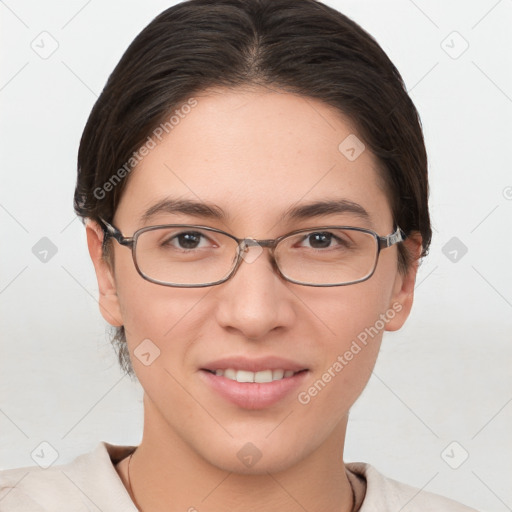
[378, 227, 407, 249]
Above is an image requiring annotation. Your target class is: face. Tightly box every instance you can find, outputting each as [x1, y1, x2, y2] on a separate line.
[88, 87, 420, 474]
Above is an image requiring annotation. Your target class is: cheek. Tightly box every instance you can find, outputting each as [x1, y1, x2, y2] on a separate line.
[304, 269, 395, 349]
[296, 276, 394, 409]
[119, 285, 209, 346]
[112, 250, 209, 353]
[116, 279, 212, 415]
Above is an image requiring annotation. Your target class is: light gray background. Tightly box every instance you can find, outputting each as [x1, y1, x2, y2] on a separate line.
[1, 1, 511, 510]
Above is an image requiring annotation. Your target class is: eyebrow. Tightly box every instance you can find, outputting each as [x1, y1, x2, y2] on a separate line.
[283, 199, 371, 223]
[140, 197, 371, 224]
[141, 198, 227, 223]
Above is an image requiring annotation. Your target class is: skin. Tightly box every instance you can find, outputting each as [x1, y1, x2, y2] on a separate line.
[87, 86, 422, 512]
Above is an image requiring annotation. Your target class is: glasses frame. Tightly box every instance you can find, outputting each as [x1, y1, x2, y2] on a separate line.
[98, 217, 406, 288]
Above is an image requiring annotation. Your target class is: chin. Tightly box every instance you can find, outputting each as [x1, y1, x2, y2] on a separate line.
[198, 435, 310, 475]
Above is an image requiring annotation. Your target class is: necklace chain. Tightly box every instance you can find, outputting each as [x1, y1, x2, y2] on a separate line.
[126, 450, 357, 512]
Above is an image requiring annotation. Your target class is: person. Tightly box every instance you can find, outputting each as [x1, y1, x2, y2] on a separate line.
[0, 0, 480, 510]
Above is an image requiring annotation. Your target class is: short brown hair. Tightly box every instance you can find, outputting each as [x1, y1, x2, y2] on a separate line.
[75, 0, 432, 377]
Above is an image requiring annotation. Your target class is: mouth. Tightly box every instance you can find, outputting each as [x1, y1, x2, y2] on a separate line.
[199, 357, 310, 409]
[202, 368, 307, 383]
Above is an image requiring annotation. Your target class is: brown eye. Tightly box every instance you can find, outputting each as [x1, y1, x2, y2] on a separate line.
[298, 231, 350, 250]
[173, 232, 203, 249]
[157, 230, 214, 250]
[306, 232, 333, 249]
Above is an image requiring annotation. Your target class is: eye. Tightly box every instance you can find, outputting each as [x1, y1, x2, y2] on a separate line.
[299, 231, 349, 249]
[163, 231, 213, 250]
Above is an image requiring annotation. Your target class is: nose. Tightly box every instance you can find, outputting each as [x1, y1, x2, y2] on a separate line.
[214, 244, 296, 340]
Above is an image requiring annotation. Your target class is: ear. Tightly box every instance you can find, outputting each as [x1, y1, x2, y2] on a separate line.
[385, 232, 423, 332]
[86, 220, 123, 327]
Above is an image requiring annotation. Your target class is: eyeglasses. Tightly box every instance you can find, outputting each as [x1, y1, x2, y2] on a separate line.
[99, 218, 406, 288]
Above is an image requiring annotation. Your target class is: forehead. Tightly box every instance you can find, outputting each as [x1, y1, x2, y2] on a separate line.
[116, 87, 393, 233]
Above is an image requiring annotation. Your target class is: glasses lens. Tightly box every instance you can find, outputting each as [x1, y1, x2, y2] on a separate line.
[133, 226, 379, 287]
[135, 227, 238, 285]
[275, 228, 378, 285]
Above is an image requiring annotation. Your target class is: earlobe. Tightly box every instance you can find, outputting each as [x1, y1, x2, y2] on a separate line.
[86, 220, 124, 327]
[385, 233, 423, 332]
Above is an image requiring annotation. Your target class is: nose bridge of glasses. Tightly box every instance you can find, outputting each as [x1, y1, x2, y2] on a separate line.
[239, 238, 276, 251]
[231, 238, 280, 278]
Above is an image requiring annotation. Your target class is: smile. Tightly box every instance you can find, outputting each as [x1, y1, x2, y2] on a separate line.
[206, 368, 303, 383]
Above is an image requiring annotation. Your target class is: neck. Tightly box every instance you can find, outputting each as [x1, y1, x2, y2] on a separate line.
[123, 394, 356, 512]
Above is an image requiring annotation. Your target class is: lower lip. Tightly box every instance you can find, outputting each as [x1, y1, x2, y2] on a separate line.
[199, 370, 309, 410]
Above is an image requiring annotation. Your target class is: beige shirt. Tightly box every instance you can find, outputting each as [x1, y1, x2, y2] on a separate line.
[0, 442, 479, 511]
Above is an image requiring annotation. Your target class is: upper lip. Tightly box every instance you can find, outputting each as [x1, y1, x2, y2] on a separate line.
[201, 356, 308, 373]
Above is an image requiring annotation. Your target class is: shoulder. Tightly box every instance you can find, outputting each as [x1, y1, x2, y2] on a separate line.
[0, 442, 137, 511]
[346, 462, 480, 512]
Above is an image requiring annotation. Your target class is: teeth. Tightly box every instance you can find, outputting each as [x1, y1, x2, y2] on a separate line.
[236, 370, 255, 383]
[272, 369, 284, 380]
[211, 368, 300, 382]
[224, 368, 236, 380]
[254, 370, 273, 383]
